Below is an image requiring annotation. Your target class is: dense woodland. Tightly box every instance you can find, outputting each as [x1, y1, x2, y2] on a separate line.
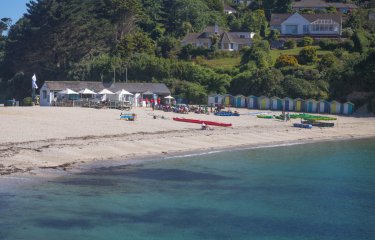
[0, 0, 374, 109]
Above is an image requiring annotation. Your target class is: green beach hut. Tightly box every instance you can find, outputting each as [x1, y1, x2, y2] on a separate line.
[305, 99, 318, 113]
[342, 102, 354, 115]
[234, 95, 246, 108]
[271, 96, 283, 110]
[330, 100, 342, 114]
[247, 95, 258, 109]
[283, 97, 294, 111]
[258, 96, 270, 110]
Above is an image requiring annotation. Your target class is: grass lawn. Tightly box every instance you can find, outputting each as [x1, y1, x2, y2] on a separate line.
[199, 57, 241, 68]
[270, 46, 331, 61]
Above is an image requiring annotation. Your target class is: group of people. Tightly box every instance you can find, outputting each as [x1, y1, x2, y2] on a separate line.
[144, 97, 162, 110]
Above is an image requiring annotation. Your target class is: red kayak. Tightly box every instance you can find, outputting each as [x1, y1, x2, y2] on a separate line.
[173, 117, 232, 127]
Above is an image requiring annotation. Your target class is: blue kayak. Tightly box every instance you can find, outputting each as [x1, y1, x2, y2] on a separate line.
[293, 123, 312, 129]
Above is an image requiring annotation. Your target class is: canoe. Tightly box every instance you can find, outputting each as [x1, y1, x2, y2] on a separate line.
[293, 123, 312, 129]
[257, 115, 273, 119]
[173, 117, 232, 127]
[302, 121, 334, 127]
[214, 111, 240, 116]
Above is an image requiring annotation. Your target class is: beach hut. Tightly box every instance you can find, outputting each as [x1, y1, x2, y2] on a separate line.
[330, 100, 342, 114]
[294, 98, 305, 112]
[258, 96, 270, 110]
[214, 94, 224, 106]
[271, 96, 283, 111]
[247, 95, 258, 109]
[234, 95, 246, 108]
[342, 102, 354, 115]
[305, 99, 318, 113]
[115, 89, 133, 102]
[223, 94, 234, 107]
[283, 97, 294, 111]
[318, 100, 330, 113]
[208, 95, 216, 106]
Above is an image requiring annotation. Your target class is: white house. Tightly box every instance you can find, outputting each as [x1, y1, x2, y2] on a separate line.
[270, 12, 342, 37]
[224, 4, 237, 15]
[39, 81, 171, 106]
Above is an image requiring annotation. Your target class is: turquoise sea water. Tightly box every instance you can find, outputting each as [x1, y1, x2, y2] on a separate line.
[1, 139, 375, 240]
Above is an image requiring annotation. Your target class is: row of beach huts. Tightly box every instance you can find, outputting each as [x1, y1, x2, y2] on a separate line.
[208, 95, 355, 115]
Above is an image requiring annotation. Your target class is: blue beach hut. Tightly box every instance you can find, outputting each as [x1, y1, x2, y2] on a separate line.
[214, 94, 224, 106]
[330, 100, 342, 114]
[271, 96, 283, 110]
[294, 98, 305, 112]
[318, 100, 330, 113]
[247, 95, 258, 109]
[234, 95, 246, 108]
[258, 96, 271, 110]
[342, 102, 354, 115]
[305, 99, 318, 113]
[283, 97, 294, 111]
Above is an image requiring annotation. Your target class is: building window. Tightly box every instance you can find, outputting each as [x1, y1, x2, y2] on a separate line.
[285, 25, 298, 34]
[230, 43, 234, 49]
[303, 25, 309, 34]
[240, 35, 245, 38]
[43, 90, 47, 99]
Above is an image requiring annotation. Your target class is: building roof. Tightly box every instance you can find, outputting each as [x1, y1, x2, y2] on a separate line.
[270, 13, 342, 25]
[292, 0, 358, 9]
[43, 81, 171, 95]
[224, 4, 236, 12]
[221, 32, 252, 44]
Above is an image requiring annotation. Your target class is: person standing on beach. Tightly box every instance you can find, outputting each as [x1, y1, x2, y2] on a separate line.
[146, 98, 149, 108]
[151, 98, 155, 110]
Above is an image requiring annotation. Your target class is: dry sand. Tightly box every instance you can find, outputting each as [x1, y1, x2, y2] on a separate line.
[1, 106, 375, 177]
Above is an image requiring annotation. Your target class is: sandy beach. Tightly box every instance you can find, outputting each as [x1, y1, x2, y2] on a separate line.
[1, 106, 375, 177]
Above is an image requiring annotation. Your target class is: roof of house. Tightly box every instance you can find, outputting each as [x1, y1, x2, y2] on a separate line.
[221, 32, 252, 44]
[292, 0, 358, 9]
[224, 4, 236, 12]
[43, 81, 171, 95]
[270, 13, 342, 25]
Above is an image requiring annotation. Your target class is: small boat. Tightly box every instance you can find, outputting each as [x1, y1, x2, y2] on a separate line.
[293, 123, 312, 129]
[173, 117, 232, 127]
[302, 121, 334, 127]
[257, 115, 273, 119]
[214, 111, 240, 116]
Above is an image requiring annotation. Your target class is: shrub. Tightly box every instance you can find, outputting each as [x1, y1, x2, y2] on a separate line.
[275, 55, 299, 68]
[284, 40, 296, 49]
[301, 37, 314, 46]
[342, 28, 354, 38]
[352, 30, 369, 53]
[298, 46, 317, 64]
[23, 97, 33, 106]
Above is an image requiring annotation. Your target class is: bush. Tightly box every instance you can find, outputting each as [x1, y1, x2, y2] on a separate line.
[23, 97, 33, 106]
[275, 55, 299, 68]
[342, 28, 354, 38]
[352, 30, 369, 53]
[298, 46, 317, 64]
[284, 40, 296, 49]
[301, 37, 314, 47]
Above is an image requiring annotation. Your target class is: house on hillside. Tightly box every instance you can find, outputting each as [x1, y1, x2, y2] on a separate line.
[224, 4, 237, 15]
[181, 25, 254, 51]
[232, 0, 253, 6]
[270, 12, 342, 37]
[40, 81, 171, 106]
[292, 0, 358, 14]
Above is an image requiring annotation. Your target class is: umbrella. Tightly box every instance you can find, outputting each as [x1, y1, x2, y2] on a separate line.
[98, 89, 114, 95]
[116, 89, 133, 95]
[58, 88, 78, 95]
[78, 88, 97, 94]
[164, 95, 174, 99]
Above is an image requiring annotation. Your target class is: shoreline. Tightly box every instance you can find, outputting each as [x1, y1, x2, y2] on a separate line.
[1, 107, 375, 183]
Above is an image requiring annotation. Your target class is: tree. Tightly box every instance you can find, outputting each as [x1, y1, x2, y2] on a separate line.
[318, 53, 337, 71]
[301, 37, 314, 47]
[284, 40, 296, 49]
[298, 46, 317, 64]
[117, 31, 155, 58]
[269, 29, 280, 41]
